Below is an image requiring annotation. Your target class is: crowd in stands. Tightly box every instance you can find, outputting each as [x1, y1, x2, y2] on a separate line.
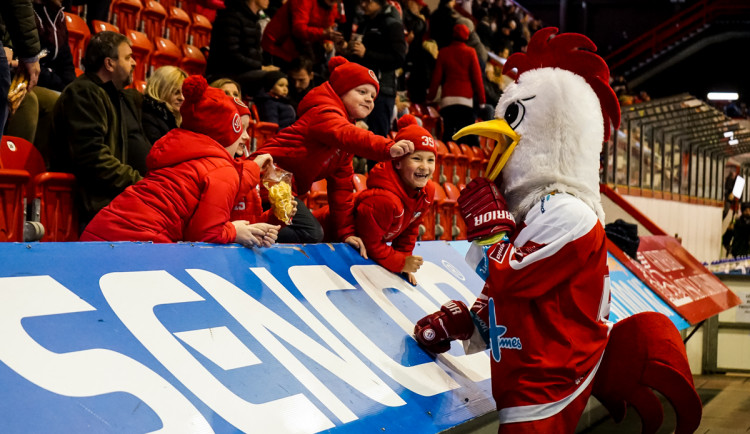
[0, 0, 541, 279]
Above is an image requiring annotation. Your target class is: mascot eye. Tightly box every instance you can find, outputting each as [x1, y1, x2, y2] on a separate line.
[504, 101, 525, 129]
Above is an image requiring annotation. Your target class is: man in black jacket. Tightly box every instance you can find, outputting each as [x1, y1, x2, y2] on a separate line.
[0, 0, 41, 139]
[51, 31, 148, 228]
[342, 0, 405, 142]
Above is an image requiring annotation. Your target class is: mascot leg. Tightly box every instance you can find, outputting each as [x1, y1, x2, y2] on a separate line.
[497, 383, 592, 434]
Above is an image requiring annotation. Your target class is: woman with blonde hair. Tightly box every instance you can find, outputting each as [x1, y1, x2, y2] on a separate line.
[142, 65, 188, 145]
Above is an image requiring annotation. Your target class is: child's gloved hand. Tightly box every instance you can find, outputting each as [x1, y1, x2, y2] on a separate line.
[413, 300, 474, 353]
[458, 178, 515, 242]
[389, 140, 415, 158]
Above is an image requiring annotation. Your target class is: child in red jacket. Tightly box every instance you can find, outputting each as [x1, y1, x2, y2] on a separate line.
[252, 56, 414, 254]
[354, 114, 437, 285]
[80, 75, 279, 248]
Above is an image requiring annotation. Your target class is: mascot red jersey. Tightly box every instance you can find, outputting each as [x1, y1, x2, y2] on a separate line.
[414, 27, 702, 433]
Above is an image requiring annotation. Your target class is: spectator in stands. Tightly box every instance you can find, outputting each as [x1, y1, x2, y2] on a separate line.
[429, 0, 457, 49]
[0, 0, 41, 141]
[4, 0, 72, 167]
[142, 65, 187, 145]
[339, 0, 406, 141]
[260, 0, 343, 72]
[61, 0, 110, 31]
[251, 56, 415, 249]
[402, 0, 431, 105]
[285, 56, 323, 111]
[210, 77, 243, 100]
[255, 70, 296, 130]
[205, 0, 279, 99]
[80, 75, 281, 248]
[51, 31, 147, 227]
[724, 166, 739, 219]
[427, 24, 485, 149]
[456, 16, 488, 71]
[354, 114, 436, 285]
[728, 202, 750, 258]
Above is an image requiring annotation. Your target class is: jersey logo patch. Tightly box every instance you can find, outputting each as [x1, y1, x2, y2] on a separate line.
[488, 298, 522, 362]
[513, 241, 545, 262]
[488, 242, 511, 264]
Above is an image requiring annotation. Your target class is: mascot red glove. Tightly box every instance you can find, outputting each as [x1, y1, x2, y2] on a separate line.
[458, 178, 515, 241]
[413, 300, 474, 353]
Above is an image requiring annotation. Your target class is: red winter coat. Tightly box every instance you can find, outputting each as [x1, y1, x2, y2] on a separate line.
[80, 129, 254, 244]
[355, 161, 435, 273]
[261, 0, 340, 63]
[253, 82, 394, 241]
[230, 158, 274, 223]
[427, 40, 485, 106]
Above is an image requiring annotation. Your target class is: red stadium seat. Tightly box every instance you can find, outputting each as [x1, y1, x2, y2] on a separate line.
[189, 13, 212, 49]
[140, 0, 167, 40]
[109, 0, 142, 32]
[460, 143, 483, 182]
[64, 12, 90, 69]
[180, 44, 207, 76]
[433, 140, 452, 185]
[442, 182, 465, 240]
[0, 169, 29, 242]
[249, 104, 278, 151]
[307, 179, 328, 211]
[125, 29, 152, 82]
[91, 20, 120, 34]
[149, 37, 182, 75]
[447, 141, 469, 185]
[436, 182, 457, 240]
[165, 6, 191, 46]
[0, 137, 78, 241]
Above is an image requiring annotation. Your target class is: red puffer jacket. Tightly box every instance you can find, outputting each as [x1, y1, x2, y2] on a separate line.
[230, 159, 275, 223]
[80, 129, 245, 243]
[354, 161, 435, 273]
[253, 82, 394, 241]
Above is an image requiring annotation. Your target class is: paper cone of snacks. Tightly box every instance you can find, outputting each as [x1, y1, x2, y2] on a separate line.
[263, 165, 295, 225]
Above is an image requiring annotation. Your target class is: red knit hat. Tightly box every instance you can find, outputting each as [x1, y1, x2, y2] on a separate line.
[232, 96, 251, 118]
[328, 56, 380, 96]
[453, 23, 470, 42]
[180, 75, 243, 148]
[395, 114, 436, 157]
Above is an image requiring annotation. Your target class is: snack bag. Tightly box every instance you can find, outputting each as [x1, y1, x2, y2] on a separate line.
[263, 165, 295, 225]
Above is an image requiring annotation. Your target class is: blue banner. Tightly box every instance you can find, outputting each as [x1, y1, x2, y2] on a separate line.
[0, 241, 494, 434]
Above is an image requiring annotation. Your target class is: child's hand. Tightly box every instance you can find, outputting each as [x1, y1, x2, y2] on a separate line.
[233, 220, 262, 248]
[402, 255, 424, 273]
[404, 272, 417, 286]
[253, 154, 273, 172]
[250, 223, 281, 247]
[287, 198, 299, 220]
[390, 140, 415, 158]
[345, 236, 367, 259]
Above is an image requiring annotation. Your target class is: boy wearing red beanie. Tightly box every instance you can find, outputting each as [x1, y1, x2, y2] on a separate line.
[80, 76, 280, 247]
[251, 56, 414, 255]
[354, 114, 437, 285]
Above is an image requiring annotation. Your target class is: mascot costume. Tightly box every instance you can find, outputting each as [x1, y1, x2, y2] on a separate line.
[413, 27, 702, 433]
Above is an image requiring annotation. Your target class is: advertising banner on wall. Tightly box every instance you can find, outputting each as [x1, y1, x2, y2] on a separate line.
[608, 235, 742, 324]
[0, 241, 495, 434]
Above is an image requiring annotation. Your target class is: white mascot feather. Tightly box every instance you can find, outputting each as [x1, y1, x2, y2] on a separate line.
[414, 27, 702, 433]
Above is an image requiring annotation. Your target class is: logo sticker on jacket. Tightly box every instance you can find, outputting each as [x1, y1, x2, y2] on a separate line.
[513, 241, 546, 262]
[488, 242, 511, 264]
[488, 298, 522, 362]
[232, 113, 242, 133]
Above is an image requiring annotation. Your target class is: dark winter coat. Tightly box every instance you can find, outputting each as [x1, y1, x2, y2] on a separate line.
[32, 2, 75, 91]
[350, 5, 406, 97]
[205, 0, 264, 80]
[51, 72, 145, 223]
[0, 0, 40, 59]
[141, 95, 178, 145]
[255, 91, 296, 130]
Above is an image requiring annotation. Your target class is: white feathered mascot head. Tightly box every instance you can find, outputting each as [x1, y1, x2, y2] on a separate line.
[455, 27, 620, 222]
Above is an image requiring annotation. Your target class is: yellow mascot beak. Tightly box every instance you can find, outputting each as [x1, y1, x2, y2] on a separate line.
[452, 119, 520, 182]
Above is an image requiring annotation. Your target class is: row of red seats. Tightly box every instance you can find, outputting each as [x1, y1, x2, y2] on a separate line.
[0, 137, 78, 242]
[110, 0, 212, 47]
[304, 174, 469, 242]
[65, 9, 209, 84]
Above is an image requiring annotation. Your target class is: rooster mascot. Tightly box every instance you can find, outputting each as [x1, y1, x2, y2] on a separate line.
[414, 27, 702, 433]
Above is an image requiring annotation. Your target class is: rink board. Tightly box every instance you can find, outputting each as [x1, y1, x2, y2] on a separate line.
[0, 240, 690, 433]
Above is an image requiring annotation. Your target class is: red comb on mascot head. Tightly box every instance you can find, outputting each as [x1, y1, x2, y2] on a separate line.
[413, 27, 702, 433]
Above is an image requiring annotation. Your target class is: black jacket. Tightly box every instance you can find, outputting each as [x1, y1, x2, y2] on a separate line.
[141, 95, 177, 145]
[0, 0, 40, 59]
[255, 91, 296, 130]
[32, 2, 75, 91]
[350, 5, 406, 98]
[205, 0, 263, 80]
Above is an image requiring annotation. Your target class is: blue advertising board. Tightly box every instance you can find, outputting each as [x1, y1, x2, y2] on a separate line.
[0, 241, 495, 434]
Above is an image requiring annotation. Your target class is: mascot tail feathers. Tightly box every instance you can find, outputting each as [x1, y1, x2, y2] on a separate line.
[592, 312, 702, 434]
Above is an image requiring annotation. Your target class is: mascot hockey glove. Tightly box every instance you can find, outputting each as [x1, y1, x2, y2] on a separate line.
[414, 300, 475, 353]
[458, 178, 516, 242]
